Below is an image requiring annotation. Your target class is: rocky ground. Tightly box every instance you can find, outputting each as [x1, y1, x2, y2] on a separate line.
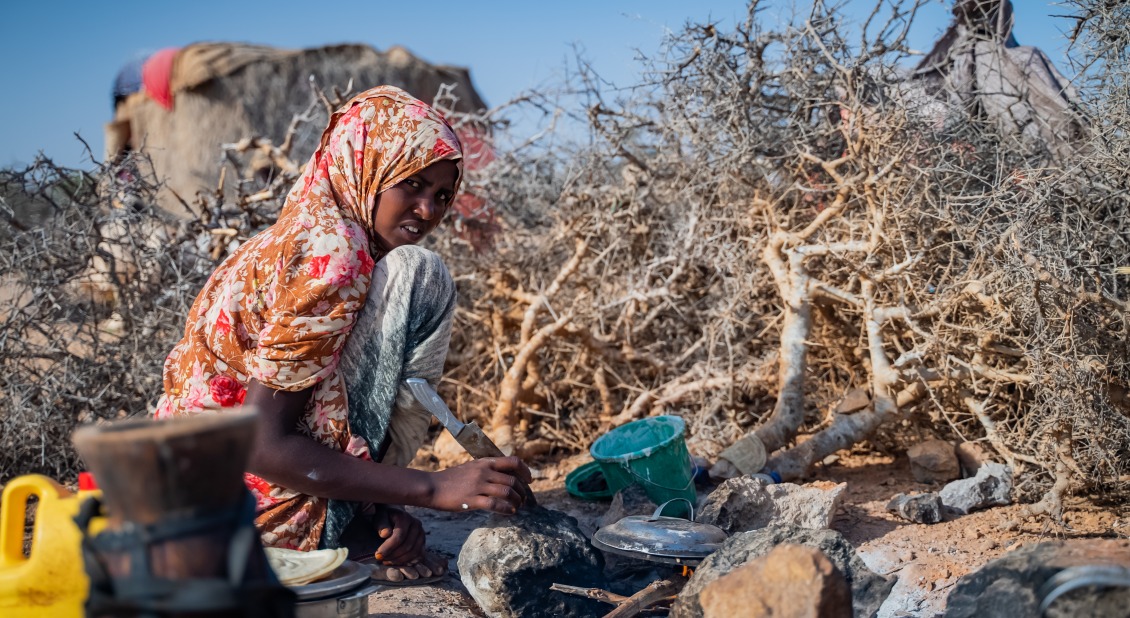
[363, 450, 1129, 617]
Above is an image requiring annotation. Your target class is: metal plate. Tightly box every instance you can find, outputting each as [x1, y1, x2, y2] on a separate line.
[289, 560, 371, 601]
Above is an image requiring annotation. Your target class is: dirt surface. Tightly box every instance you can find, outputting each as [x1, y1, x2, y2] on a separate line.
[364, 451, 1128, 617]
[814, 453, 1127, 617]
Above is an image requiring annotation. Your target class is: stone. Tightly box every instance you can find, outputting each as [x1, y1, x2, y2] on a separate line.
[458, 507, 606, 618]
[886, 492, 943, 524]
[835, 388, 871, 414]
[939, 462, 1012, 515]
[597, 484, 656, 528]
[671, 525, 894, 618]
[907, 440, 961, 483]
[697, 477, 847, 533]
[700, 544, 852, 618]
[945, 539, 1130, 618]
[954, 442, 992, 477]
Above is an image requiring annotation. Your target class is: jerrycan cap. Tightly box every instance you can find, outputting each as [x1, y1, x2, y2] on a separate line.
[78, 472, 98, 491]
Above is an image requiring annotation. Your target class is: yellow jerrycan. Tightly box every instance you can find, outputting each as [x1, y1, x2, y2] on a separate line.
[0, 473, 104, 617]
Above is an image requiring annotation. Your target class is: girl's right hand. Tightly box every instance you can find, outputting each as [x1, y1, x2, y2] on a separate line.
[426, 456, 533, 514]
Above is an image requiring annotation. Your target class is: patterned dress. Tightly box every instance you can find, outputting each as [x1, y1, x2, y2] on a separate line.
[154, 86, 462, 550]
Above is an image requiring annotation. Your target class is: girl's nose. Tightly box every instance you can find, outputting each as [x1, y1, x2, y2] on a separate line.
[416, 198, 440, 220]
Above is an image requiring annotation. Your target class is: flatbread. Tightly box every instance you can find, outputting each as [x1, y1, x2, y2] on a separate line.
[265, 547, 349, 587]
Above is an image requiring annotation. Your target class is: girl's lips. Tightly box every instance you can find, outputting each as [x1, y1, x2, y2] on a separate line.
[399, 223, 424, 241]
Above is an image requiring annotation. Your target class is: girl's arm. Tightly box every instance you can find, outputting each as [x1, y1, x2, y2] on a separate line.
[244, 380, 529, 513]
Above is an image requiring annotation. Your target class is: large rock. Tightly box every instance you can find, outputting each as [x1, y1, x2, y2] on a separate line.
[697, 477, 846, 533]
[886, 492, 943, 524]
[907, 439, 961, 483]
[939, 462, 1012, 515]
[945, 539, 1130, 618]
[671, 525, 894, 618]
[700, 544, 852, 618]
[458, 507, 606, 618]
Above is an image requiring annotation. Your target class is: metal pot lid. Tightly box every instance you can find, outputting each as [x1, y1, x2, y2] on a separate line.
[592, 499, 727, 564]
[289, 560, 371, 601]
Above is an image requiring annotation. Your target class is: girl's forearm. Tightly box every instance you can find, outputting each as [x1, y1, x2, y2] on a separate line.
[248, 433, 436, 507]
[243, 379, 437, 508]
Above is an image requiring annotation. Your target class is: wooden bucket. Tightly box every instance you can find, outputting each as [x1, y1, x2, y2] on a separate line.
[72, 412, 293, 617]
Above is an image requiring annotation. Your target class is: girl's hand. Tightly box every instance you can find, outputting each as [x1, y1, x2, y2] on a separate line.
[370, 507, 449, 583]
[373, 507, 425, 566]
[426, 456, 533, 514]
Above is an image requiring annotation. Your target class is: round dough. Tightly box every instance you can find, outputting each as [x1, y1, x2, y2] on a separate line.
[265, 547, 349, 586]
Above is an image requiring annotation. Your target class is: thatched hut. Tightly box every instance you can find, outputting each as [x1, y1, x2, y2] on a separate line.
[105, 42, 489, 216]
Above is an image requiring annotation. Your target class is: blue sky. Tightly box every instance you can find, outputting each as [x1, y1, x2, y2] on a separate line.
[0, 1, 1078, 169]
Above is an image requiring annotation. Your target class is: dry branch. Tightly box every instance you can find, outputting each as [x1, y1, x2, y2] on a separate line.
[601, 578, 682, 618]
[549, 583, 629, 606]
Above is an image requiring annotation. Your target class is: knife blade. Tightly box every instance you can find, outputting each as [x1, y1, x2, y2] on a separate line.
[405, 378, 537, 507]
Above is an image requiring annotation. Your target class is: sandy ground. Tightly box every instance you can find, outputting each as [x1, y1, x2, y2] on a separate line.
[361, 451, 1128, 617]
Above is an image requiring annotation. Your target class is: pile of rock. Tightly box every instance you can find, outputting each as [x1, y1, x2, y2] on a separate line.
[458, 474, 881, 617]
[887, 439, 1013, 524]
[456, 438, 1118, 618]
[672, 526, 893, 618]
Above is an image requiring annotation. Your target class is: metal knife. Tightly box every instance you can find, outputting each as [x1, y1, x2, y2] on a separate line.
[405, 378, 537, 507]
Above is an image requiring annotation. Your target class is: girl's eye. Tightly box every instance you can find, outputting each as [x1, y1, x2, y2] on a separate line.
[403, 178, 420, 189]
[438, 192, 453, 204]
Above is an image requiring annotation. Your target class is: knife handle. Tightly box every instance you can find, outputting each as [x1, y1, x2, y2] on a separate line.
[458, 425, 538, 507]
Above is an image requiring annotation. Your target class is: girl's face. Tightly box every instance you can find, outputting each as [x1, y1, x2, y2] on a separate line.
[372, 159, 459, 253]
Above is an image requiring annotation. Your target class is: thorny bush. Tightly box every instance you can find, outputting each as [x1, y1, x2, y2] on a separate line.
[437, 0, 1130, 516]
[0, 154, 211, 480]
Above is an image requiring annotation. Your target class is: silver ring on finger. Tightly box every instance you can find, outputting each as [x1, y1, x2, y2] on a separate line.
[461, 503, 469, 510]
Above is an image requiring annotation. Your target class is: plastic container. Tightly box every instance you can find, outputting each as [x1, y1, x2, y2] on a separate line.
[0, 474, 105, 617]
[590, 416, 697, 515]
[564, 461, 616, 501]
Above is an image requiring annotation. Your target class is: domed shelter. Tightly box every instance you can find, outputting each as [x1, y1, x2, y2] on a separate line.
[105, 42, 489, 217]
[910, 0, 1085, 156]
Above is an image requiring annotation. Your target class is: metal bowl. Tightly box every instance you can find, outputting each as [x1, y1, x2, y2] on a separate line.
[294, 584, 380, 618]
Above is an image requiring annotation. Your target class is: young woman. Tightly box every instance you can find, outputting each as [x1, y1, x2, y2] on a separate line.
[154, 86, 530, 583]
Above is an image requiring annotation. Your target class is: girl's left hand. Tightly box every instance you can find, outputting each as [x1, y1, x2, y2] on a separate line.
[370, 507, 449, 583]
[373, 507, 425, 566]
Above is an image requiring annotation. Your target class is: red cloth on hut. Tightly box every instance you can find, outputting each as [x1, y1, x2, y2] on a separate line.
[142, 47, 180, 110]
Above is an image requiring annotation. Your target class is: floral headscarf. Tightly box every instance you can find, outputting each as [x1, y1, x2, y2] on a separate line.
[291, 85, 464, 239]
